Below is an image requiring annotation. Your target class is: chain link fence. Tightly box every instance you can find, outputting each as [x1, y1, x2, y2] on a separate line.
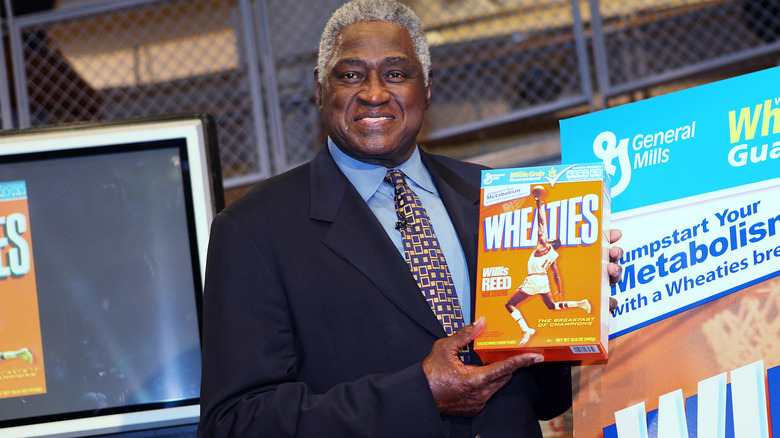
[411, 0, 594, 142]
[589, 0, 780, 104]
[2, 0, 779, 188]
[2, 0, 274, 186]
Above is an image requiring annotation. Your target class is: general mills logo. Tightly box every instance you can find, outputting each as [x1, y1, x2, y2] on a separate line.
[483, 172, 496, 185]
[593, 131, 631, 198]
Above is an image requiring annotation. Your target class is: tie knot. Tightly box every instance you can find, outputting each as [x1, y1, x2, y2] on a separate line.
[384, 169, 407, 190]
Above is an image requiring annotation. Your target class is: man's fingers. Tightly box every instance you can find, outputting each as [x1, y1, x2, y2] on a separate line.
[425, 323, 544, 418]
[608, 262, 623, 286]
[445, 316, 486, 351]
[480, 353, 544, 382]
[609, 245, 624, 263]
[608, 229, 624, 286]
[609, 297, 618, 312]
[608, 261, 623, 277]
[609, 229, 622, 244]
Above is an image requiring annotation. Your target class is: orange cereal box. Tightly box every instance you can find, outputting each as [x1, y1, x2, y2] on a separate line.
[0, 180, 47, 399]
[474, 164, 611, 362]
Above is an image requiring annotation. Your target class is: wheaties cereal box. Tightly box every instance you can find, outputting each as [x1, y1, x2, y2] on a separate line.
[474, 164, 611, 362]
[0, 181, 47, 399]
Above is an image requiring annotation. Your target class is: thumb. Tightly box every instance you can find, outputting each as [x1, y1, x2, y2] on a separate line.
[446, 316, 486, 350]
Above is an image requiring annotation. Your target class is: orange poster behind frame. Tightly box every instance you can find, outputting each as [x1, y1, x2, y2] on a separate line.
[0, 180, 46, 399]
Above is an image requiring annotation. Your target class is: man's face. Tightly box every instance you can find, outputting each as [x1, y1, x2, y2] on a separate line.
[315, 21, 431, 168]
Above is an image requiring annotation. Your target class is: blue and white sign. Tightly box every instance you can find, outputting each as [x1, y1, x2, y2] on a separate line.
[562, 66, 780, 213]
[561, 66, 780, 338]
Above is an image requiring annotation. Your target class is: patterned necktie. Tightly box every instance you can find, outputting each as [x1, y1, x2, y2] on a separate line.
[385, 169, 468, 344]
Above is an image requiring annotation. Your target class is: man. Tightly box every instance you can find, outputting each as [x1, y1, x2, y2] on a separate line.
[198, 1, 623, 436]
[505, 197, 592, 347]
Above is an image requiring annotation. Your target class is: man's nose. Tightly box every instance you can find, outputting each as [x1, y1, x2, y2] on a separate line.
[358, 75, 391, 106]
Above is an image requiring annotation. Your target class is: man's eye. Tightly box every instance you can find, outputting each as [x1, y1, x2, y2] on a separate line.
[387, 72, 405, 80]
[342, 72, 360, 80]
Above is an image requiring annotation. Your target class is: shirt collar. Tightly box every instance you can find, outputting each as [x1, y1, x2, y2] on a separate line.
[328, 138, 437, 202]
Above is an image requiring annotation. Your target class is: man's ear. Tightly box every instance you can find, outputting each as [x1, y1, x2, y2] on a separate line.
[314, 67, 323, 111]
[424, 72, 433, 109]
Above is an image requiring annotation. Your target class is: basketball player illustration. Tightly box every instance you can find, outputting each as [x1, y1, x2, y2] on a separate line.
[505, 187, 591, 346]
[0, 348, 33, 364]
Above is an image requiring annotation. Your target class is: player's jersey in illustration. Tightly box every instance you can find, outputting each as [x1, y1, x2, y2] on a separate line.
[527, 246, 558, 275]
[520, 246, 558, 295]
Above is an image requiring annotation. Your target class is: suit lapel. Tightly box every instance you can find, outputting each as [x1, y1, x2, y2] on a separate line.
[308, 146, 445, 338]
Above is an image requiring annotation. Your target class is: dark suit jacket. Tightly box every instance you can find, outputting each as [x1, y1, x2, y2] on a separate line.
[198, 145, 572, 437]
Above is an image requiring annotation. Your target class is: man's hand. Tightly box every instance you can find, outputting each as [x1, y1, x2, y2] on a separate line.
[423, 317, 543, 418]
[608, 229, 624, 312]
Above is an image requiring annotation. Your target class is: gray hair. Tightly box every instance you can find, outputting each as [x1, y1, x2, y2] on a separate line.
[317, 0, 431, 85]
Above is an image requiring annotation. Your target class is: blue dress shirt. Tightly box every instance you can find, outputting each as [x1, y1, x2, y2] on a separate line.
[328, 139, 472, 324]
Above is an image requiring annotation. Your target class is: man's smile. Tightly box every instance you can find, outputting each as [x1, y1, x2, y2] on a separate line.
[356, 115, 394, 121]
